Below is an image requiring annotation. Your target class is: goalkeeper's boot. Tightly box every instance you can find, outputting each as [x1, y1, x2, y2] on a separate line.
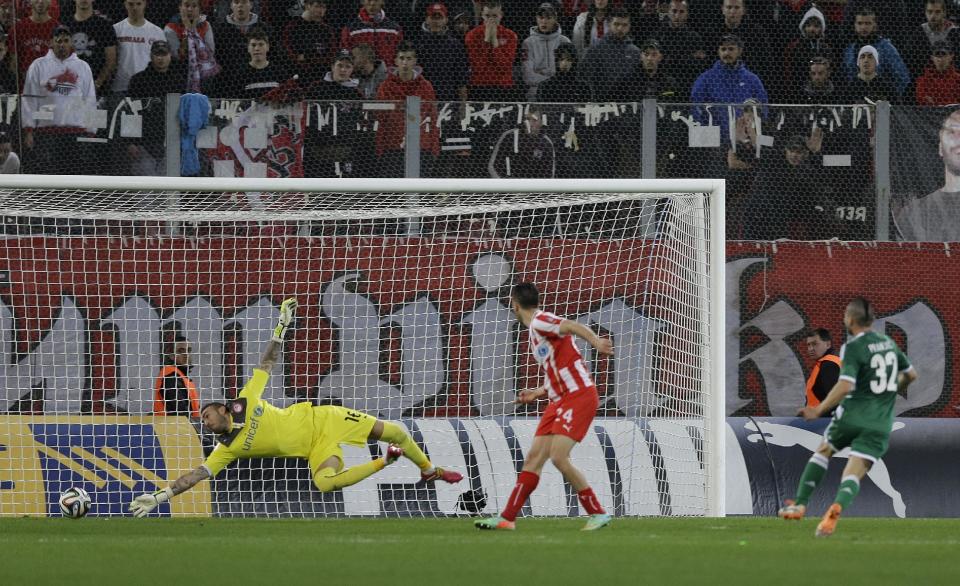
[815, 503, 843, 538]
[778, 499, 806, 521]
[474, 516, 515, 531]
[582, 513, 612, 531]
[421, 467, 464, 484]
[384, 445, 403, 465]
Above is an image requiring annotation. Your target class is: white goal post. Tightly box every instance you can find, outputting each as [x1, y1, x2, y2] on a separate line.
[0, 176, 725, 518]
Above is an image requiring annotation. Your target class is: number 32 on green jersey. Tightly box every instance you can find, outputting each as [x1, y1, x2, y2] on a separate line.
[869, 351, 898, 394]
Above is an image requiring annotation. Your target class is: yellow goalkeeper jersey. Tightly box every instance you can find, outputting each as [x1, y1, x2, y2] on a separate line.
[202, 369, 316, 476]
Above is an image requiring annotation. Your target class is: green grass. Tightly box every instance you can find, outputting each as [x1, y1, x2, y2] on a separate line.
[5, 517, 960, 585]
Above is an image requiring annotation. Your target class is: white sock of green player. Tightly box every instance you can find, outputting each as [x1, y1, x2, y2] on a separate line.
[834, 475, 860, 510]
[795, 452, 829, 506]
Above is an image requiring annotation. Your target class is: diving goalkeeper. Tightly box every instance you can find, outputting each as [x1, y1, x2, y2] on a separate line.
[129, 298, 463, 517]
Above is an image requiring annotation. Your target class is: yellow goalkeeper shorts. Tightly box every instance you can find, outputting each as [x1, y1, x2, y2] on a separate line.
[307, 405, 377, 474]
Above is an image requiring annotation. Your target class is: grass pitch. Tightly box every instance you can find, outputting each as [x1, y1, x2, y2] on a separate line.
[5, 517, 960, 586]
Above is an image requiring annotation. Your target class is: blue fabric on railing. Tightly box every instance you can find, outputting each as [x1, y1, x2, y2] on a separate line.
[178, 93, 210, 177]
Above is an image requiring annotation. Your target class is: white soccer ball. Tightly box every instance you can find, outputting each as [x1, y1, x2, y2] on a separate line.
[58, 487, 92, 519]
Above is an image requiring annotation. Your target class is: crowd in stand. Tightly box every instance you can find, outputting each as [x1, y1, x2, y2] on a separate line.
[4, 1, 960, 108]
[1, 0, 959, 240]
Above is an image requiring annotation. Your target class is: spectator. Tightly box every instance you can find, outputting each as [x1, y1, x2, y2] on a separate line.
[742, 132, 830, 240]
[212, 0, 272, 73]
[451, 10, 474, 40]
[895, 108, 960, 241]
[351, 42, 386, 99]
[0, 1, 14, 36]
[307, 49, 360, 101]
[282, 0, 337, 85]
[416, 2, 469, 102]
[782, 5, 834, 102]
[304, 50, 364, 179]
[657, 0, 706, 96]
[577, 7, 638, 102]
[522, 2, 570, 100]
[572, 0, 610, 58]
[841, 0, 912, 53]
[127, 40, 183, 174]
[112, 0, 166, 94]
[62, 0, 117, 96]
[801, 56, 844, 103]
[153, 334, 199, 417]
[803, 327, 840, 414]
[20, 24, 96, 175]
[0, 131, 20, 173]
[490, 106, 557, 235]
[488, 105, 555, 179]
[843, 44, 899, 103]
[633, 38, 678, 99]
[464, 0, 518, 102]
[9, 0, 60, 86]
[209, 0, 260, 22]
[631, 0, 663, 42]
[375, 40, 439, 178]
[341, 0, 404, 65]
[907, 0, 960, 78]
[690, 34, 768, 139]
[537, 41, 588, 102]
[0, 31, 17, 92]
[917, 40, 960, 105]
[703, 0, 772, 96]
[216, 26, 289, 99]
[841, 7, 910, 98]
[165, 0, 220, 93]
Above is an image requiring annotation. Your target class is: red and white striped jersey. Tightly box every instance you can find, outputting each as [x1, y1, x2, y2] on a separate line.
[528, 310, 595, 401]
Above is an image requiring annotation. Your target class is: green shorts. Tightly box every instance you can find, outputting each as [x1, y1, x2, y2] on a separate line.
[824, 417, 890, 463]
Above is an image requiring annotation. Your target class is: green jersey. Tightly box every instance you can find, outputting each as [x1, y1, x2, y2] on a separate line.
[837, 331, 914, 431]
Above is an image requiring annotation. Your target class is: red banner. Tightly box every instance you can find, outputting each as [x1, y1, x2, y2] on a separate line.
[729, 241, 957, 417]
[0, 237, 669, 417]
[2, 237, 953, 417]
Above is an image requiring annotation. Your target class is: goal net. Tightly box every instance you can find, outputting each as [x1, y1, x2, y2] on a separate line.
[0, 176, 725, 518]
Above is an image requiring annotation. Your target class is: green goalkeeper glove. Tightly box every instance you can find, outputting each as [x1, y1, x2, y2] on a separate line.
[272, 298, 299, 343]
[129, 487, 174, 518]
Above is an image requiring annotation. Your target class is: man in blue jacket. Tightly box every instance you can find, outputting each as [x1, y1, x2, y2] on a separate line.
[690, 34, 768, 143]
[842, 6, 910, 98]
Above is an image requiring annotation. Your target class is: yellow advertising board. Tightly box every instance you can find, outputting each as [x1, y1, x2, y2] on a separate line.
[0, 415, 211, 517]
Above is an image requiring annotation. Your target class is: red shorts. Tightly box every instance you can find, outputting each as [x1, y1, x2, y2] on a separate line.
[534, 387, 600, 442]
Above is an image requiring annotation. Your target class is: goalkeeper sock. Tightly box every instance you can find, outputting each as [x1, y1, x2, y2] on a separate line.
[834, 475, 860, 510]
[378, 421, 433, 472]
[795, 452, 829, 506]
[577, 487, 605, 515]
[313, 459, 386, 493]
[501, 471, 539, 522]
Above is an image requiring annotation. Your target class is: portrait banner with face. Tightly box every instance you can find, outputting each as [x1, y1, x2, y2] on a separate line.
[889, 106, 960, 241]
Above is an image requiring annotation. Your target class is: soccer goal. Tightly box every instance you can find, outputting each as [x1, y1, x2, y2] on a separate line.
[0, 176, 725, 518]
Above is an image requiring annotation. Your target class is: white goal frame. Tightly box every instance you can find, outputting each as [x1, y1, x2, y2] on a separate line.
[0, 175, 726, 518]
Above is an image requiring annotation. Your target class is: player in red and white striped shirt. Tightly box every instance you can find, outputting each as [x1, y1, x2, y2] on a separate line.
[475, 282, 614, 531]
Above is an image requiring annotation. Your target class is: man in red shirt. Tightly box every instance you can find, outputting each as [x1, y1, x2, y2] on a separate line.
[341, 0, 403, 65]
[475, 282, 615, 532]
[375, 40, 439, 178]
[464, 0, 517, 101]
[9, 0, 60, 86]
[916, 40, 960, 106]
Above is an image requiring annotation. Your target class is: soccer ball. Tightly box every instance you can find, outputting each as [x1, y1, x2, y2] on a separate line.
[58, 487, 92, 519]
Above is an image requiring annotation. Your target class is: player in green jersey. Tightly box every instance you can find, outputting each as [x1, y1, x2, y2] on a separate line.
[778, 297, 917, 537]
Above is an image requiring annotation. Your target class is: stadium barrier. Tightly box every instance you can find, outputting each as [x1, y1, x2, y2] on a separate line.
[1, 93, 895, 239]
[4, 414, 954, 518]
[729, 417, 960, 518]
